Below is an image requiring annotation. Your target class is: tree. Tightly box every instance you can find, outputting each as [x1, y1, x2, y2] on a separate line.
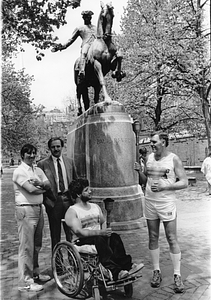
[2, 0, 81, 59]
[2, 0, 86, 155]
[2, 60, 37, 154]
[1, 61, 55, 156]
[118, 0, 210, 139]
[193, 0, 211, 151]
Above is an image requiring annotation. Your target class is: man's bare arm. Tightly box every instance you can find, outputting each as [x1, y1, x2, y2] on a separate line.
[22, 181, 46, 194]
[158, 156, 188, 191]
[134, 162, 147, 185]
[52, 29, 80, 52]
[65, 208, 111, 238]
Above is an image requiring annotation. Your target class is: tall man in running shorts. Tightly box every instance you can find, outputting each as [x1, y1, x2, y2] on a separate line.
[134, 131, 188, 293]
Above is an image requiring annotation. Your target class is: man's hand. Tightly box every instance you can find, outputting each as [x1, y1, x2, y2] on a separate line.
[29, 179, 43, 189]
[51, 44, 64, 52]
[134, 162, 142, 172]
[151, 179, 167, 192]
[151, 180, 160, 192]
[101, 228, 112, 237]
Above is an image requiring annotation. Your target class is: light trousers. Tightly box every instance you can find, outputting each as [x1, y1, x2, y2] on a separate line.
[15, 205, 44, 287]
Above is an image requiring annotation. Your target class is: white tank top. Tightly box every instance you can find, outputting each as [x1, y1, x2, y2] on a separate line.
[71, 203, 101, 253]
[145, 152, 177, 202]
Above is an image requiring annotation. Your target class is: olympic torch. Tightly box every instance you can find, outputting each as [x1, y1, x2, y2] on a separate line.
[133, 120, 141, 162]
[103, 198, 115, 228]
[103, 198, 115, 245]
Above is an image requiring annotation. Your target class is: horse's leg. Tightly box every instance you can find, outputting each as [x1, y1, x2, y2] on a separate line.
[75, 70, 83, 116]
[111, 50, 126, 82]
[76, 85, 83, 116]
[93, 60, 112, 103]
[93, 84, 101, 104]
[82, 86, 90, 111]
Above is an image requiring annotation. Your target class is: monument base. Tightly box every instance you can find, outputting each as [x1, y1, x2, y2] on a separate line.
[91, 184, 144, 231]
[67, 101, 143, 231]
[111, 217, 145, 231]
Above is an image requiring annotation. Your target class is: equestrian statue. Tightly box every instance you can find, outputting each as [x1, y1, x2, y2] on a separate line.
[52, 2, 126, 116]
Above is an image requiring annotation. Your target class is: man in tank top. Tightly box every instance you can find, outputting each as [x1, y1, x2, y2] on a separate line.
[65, 178, 144, 281]
[134, 131, 188, 293]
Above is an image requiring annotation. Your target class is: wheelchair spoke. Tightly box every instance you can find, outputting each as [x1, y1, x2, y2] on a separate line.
[52, 241, 84, 297]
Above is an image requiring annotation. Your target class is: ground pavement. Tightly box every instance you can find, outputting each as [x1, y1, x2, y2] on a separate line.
[0, 167, 211, 300]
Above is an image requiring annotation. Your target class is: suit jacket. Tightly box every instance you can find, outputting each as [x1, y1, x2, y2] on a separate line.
[37, 155, 77, 209]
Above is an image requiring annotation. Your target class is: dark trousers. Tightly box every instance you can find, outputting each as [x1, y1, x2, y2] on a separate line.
[76, 233, 132, 281]
[46, 196, 72, 250]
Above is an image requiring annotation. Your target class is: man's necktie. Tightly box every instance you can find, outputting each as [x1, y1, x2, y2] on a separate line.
[57, 158, 65, 193]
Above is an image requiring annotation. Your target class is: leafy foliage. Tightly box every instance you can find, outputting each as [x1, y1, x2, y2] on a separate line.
[2, 0, 81, 59]
[2, 0, 83, 155]
[2, 60, 38, 154]
[115, 0, 210, 138]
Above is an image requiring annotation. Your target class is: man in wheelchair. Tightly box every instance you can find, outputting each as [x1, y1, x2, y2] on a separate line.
[65, 178, 144, 282]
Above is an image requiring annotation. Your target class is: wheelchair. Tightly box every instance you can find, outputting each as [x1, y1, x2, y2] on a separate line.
[52, 240, 143, 299]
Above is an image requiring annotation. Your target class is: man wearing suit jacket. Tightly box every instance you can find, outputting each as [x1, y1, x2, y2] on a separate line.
[37, 137, 77, 250]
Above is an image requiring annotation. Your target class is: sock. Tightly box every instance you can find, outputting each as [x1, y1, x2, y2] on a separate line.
[170, 252, 181, 276]
[149, 248, 160, 271]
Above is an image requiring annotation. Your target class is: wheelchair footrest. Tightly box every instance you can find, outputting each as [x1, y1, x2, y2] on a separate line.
[105, 273, 142, 291]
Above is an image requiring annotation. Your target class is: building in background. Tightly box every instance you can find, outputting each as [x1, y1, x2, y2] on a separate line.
[37, 106, 77, 159]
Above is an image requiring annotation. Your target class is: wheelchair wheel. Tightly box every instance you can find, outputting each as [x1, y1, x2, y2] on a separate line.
[124, 283, 133, 297]
[52, 241, 84, 297]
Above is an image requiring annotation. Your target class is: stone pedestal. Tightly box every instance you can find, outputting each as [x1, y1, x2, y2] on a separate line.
[67, 102, 143, 230]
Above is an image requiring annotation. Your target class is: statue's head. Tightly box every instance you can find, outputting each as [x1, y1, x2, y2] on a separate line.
[82, 10, 94, 21]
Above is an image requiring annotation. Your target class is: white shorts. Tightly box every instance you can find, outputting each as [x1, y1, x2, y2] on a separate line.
[145, 199, 177, 221]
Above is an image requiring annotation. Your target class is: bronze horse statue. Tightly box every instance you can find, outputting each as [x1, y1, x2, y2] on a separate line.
[75, 2, 125, 115]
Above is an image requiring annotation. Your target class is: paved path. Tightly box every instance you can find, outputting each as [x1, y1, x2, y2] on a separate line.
[1, 168, 211, 299]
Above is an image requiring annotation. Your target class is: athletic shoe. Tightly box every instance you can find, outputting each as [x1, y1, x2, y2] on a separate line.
[18, 283, 43, 292]
[151, 270, 162, 288]
[174, 274, 184, 293]
[33, 274, 51, 282]
[118, 270, 129, 280]
[128, 263, 144, 275]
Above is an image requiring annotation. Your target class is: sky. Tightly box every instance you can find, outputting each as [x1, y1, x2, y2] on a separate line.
[13, 0, 129, 111]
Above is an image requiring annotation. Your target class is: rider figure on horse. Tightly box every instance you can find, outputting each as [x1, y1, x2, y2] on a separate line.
[52, 3, 126, 115]
[52, 11, 97, 81]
